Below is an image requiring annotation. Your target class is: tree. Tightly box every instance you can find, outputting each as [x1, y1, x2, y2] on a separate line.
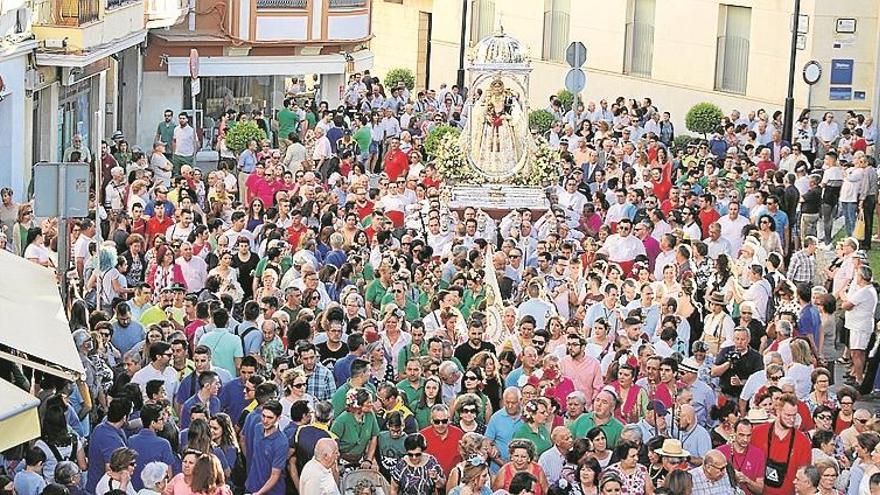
[225, 121, 266, 156]
[685, 102, 723, 138]
[529, 109, 555, 135]
[383, 68, 415, 91]
[556, 89, 575, 113]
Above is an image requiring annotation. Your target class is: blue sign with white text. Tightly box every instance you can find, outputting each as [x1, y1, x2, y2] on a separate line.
[830, 59, 854, 85]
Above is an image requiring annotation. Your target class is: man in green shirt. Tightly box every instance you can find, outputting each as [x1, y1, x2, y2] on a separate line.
[568, 389, 624, 448]
[364, 263, 393, 318]
[155, 109, 175, 159]
[352, 115, 372, 163]
[277, 98, 300, 153]
[395, 356, 425, 405]
[396, 323, 427, 376]
[331, 358, 376, 415]
[380, 281, 420, 321]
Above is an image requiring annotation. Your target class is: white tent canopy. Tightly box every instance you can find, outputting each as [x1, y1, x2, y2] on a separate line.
[0, 378, 40, 451]
[0, 250, 84, 380]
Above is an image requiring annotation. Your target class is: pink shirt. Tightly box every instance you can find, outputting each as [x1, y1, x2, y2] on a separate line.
[717, 443, 767, 495]
[560, 354, 604, 403]
[163, 474, 195, 495]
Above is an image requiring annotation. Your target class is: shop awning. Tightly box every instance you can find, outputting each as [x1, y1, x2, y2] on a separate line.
[0, 250, 84, 381]
[0, 378, 41, 451]
[166, 48, 374, 77]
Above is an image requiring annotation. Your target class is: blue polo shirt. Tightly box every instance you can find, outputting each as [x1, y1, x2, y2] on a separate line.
[484, 409, 524, 473]
[111, 320, 145, 355]
[180, 395, 221, 429]
[86, 421, 128, 493]
[220, 377, 247, 421]
[333, 354, 358, 386]
[128, 429, 179, 491]
[245, 425, 288, 495]
[243, 406, 263, 455]
[798, 303, 821, 346]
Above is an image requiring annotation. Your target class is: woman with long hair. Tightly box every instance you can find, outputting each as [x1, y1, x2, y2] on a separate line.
[757, 214, 784, 255]
[166, 449, 200, 495]
[708, 401, 738, 448]
[455, 367, 493, 424]
[12, 203, 36, 255]
[35, 397, 87, 482]
[147, 245, 185, 292]
[411, 376, 443, 429]
[279, 369, 316, 426]
[208, 414, 239, 476]
[468, 351, 503, 413]
[445, 432, 493, 492]
[190, 454, 231, 495]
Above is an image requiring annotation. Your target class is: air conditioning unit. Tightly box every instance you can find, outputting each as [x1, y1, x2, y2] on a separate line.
[24, 68, 41, 91]
[61, 66, 83, 86]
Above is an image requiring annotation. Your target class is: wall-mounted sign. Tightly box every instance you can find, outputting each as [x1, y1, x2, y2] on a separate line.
[830, 59, 854, 85]
[829, 87, 853, 101]
[802, 61, 822, 85]
[796, 34, 806, 50]
[836, 18, 857, 34]
[854, 91, 866, 100]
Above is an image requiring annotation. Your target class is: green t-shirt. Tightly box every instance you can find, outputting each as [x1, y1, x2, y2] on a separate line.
[278, 108, 300, 139]
[377, 431, 407, 475]
[197, 330, 244, 377]
[157, 121, 175, 147]
[353, 126, 372, 153]
[396, 343, 427, 375]
[330, 411, 379, 457]
[568, 413, 624, 448]
[255, 257, 292, 280]
[306, 112, 318, 130]
[512, 423, 553, 457]
[410, 403, 434, 430]
[140, 305, 183, 327]
[395, 378, 424, 405]
[331, 381, 377, 416]
[364, 279, 389, 311]
[379, 294, 420, 321]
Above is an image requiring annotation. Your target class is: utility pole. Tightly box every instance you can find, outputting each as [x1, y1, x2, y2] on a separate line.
[782, 0, 802, 143]
[457, 0, 468, 90]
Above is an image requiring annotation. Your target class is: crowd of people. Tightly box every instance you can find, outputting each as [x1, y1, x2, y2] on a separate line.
[2, 68, 880, 495]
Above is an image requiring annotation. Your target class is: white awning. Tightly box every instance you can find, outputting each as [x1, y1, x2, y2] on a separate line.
[35, 29, 148, 68]
[0, 250, 85, 380]
[0, 378, 41, 451]
[166, 48, 373, 77]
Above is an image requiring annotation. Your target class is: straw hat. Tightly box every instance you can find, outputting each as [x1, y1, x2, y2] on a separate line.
[745, 408, 772, 424]
[654, 439, 690, 458]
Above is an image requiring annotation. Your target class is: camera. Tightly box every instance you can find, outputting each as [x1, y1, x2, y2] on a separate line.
[728, 351, 743, 365]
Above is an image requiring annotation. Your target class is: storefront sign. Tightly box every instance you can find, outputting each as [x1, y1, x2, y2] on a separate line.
[829, 87, 852, 101]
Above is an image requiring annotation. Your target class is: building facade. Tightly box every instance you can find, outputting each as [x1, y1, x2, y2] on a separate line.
[372, 0, 880, 132]
[138, 0, 374, 150]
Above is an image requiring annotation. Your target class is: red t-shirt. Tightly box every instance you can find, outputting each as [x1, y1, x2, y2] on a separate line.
[750, 423, 811, 495]
[757, 160, 777, 177]
[420, 425, 464, 477]
[383, 150, 409, 182]
[355, 200, 375, 221]
[146, 216, 173, 243]
[717, 443, 767, 495]
[286, 223, 307, 249]
[853, 138, 868, 153]
[698, 208, 721, 239]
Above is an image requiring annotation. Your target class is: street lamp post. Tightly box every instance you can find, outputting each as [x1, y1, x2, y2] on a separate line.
[457, 0, 468, 90]
[782, 0, 802, 143]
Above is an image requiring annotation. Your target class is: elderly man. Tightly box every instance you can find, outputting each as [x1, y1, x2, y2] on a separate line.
[679, 358, 716, 427]
[569, 388, 623, 447]
[420, 404, 464, 477]
[563, 391, 587, 426]
[538, 426, 572, 484]
[842, 266, 878, 385]
[794, 465, 820, 495]
[298, 438, 340, 495]
[712, 327, 764, 401]
[438, 360, 462, 404]
[175, 241, 207, 293]
[842, 408, 875, 454]
[690, 450, 735, 494]
[485, 387, 523, 472]
[670, 404, 712, 466]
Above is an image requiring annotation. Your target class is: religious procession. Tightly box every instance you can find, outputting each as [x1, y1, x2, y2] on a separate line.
[1, 6, 880, 495]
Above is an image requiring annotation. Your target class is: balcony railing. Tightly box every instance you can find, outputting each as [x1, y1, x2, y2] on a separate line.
[255, 0, 304, 8]
[329, 0, 366, 7]
[33, 0, 99, 26]
[145, 0, 186, 17]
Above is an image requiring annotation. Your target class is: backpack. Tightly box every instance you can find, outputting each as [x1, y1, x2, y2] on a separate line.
[235, 323, 257, 352]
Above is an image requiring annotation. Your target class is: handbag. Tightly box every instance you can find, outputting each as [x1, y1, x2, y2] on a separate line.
[764, 426, 797, 488]
[854, 208, 866, 240]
